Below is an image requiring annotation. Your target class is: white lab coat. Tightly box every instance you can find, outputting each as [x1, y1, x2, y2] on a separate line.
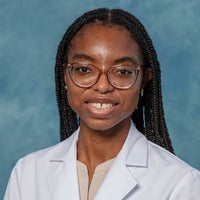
[4, 121, 200, 200]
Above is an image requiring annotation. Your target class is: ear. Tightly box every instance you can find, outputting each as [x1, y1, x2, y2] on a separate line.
[141, 68, 152, 90]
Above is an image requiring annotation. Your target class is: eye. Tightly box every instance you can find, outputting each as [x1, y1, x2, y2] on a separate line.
[73, 64, 92, 74]
[78, 67, 90, 73]
[118, 69, 132, 75]
[113, 66, 135, 76]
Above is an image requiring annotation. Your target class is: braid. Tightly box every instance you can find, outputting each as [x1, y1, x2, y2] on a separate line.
[55, 8, 174, 153]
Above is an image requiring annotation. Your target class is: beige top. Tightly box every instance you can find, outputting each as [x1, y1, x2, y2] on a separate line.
[77, 159, 115, 200]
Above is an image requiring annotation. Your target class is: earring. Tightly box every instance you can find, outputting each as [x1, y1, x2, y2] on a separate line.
[64, 85, 68, 90]
[140, 89, 144, 96]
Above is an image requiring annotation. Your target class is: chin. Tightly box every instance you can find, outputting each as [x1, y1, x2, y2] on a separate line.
[81, 117, 131, 132]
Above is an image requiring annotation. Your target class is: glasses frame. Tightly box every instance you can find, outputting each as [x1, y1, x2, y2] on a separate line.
[65, 63, 142, 89]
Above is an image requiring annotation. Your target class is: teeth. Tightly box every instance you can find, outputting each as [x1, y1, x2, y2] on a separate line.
[89, 103, 113, 109]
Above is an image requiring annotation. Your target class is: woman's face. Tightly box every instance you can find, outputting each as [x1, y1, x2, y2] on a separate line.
[64, 23, 148, 132]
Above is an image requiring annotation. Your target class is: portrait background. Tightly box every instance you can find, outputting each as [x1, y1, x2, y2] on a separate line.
[0, 0, 199, 198]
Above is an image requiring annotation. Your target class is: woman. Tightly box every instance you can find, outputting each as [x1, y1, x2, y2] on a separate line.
[4, 8, 200, 200]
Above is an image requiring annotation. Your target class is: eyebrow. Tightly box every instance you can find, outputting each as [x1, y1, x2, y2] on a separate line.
[113, 57, 139, 65]
[71, 54, 95, 62]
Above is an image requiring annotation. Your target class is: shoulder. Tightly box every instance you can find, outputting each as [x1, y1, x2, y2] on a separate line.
[5, 130, 79, 198]
[148, 142, 200, 197]
[147, 140, 200, 180]
[13, 129, 78, 172]
[148, 140, 195, 169]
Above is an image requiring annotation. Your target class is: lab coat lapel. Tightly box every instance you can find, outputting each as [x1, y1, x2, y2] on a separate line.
[46, 130, 80, 200]
[94, 158, 138, 200]
[95, 121, 148, 200]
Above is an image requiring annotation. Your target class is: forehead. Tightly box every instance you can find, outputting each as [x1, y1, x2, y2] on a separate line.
[67, 23, 144, 64]
[69, 22, 137, 47]
[75, 22, 131, 37]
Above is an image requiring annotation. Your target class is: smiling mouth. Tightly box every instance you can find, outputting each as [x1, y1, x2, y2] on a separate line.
[88, 103, 115, 110]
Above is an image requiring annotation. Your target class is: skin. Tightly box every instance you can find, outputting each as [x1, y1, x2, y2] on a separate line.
[64, 23, 152, 184]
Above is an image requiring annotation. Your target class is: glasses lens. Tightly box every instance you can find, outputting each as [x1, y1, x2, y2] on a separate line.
[108, 66, 138, 89]
[68, 64, 140, 89]
[69, 64, 98, 87]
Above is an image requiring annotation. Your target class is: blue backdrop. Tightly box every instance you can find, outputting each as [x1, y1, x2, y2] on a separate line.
[1, 0, 200, 198]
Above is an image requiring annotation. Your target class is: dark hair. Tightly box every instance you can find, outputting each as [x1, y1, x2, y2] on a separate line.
[55, 8, 174, 153]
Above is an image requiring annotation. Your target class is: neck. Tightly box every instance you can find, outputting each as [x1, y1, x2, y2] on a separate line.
[77, 119, 130, 167]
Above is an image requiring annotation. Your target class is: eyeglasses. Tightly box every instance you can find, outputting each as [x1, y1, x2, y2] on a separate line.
[65, 63, 141, 89]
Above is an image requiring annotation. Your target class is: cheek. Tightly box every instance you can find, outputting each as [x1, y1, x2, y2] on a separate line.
[117, 87, 141, 121]
[125, 76, 143, 110]
[125, 90, 140, 111]
[67, 88, 80, 112]
[66, 82, 86, 115]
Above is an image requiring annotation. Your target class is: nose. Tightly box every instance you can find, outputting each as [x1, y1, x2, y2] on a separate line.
[93, 73, 114, 93]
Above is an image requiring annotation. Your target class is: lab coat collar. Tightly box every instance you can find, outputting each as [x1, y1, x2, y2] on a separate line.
[120, 120, 148, 167]
[46, 121, 148, 200]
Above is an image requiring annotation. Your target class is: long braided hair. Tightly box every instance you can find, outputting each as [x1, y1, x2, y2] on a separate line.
[55, 8, 174, 153]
